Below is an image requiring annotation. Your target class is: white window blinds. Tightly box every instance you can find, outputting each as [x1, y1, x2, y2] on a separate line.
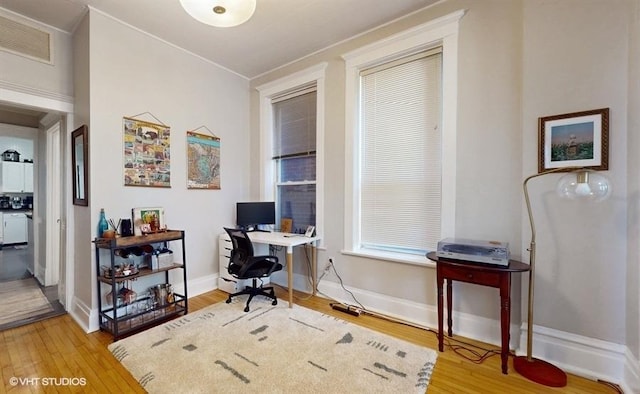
[272, 88, 317, 160]
[271, 88, 317, 231]
[359, 49, 442, 254]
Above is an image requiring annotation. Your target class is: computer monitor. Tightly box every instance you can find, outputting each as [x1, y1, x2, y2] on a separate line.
[236, 202, 276, 231]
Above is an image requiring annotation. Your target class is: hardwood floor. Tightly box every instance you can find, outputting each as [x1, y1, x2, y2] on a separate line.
[1, 288, 619, 393]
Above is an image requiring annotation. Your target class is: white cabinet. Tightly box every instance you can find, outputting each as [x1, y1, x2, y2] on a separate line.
[0, 162, 33, 192]
[1, 162, 22, 192]
[23, 163, 34, 192]
[4, 212, 28, 245]
[218, 233, 269, 293]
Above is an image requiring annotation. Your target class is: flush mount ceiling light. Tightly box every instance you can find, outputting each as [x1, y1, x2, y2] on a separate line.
[180, 0, 257, 27]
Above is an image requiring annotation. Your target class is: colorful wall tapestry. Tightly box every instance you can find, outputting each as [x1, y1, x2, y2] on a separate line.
[123, 117, 171, 187]
[186, 131, 220, 189]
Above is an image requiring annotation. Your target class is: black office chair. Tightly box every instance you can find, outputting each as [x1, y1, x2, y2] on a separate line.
[223, 227, 282, 312]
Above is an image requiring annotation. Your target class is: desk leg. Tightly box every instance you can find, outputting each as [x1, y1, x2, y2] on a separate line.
[447, 279, 453, 336]
[437, 270, 444, 352]
[286, 246, 293, 308]
[311, 243, 317, 295]
[499, 274, 511, 374]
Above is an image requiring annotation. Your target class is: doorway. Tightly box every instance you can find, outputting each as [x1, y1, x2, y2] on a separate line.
[0, 99, 70, 329]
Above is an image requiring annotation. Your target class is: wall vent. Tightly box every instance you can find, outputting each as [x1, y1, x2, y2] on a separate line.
[0, 14, 52, 63]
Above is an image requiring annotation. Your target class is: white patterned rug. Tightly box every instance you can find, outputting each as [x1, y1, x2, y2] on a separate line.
[109, 297, 437, 393]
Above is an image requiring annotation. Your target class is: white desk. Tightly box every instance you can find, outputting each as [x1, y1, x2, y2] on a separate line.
[247, 231, 320, 307]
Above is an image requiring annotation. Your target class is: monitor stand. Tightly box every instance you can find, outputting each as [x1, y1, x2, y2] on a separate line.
[240, 225, 271, 233]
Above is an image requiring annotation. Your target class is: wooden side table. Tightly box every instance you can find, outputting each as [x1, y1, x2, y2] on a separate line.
[426, 252, 530, 374]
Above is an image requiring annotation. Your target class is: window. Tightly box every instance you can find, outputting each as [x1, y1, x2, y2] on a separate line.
[272, 89, 317, 232]
[257, 63, 326, 237]
[360, 49, 442, 255]
[343, 10, 464, 265]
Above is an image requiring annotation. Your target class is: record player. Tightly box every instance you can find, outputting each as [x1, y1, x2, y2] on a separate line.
[436, 238, 510, 266]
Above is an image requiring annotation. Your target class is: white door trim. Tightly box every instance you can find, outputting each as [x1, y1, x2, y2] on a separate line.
[1, 82, 73, 307]
[45, 121, 61, 286]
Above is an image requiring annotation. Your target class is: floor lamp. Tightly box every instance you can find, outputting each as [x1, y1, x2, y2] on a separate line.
[513, 167, 611, 387]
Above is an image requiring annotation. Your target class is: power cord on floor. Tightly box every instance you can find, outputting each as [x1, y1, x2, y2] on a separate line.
[439, 333, 502, 364]
[317, 257, 509, 367]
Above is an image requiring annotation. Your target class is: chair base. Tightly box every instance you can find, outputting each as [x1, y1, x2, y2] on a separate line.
[226, 278, 278, 312]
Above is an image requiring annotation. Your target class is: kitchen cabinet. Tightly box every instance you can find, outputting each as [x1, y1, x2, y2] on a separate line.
[23, 163, 34, 192]
[94, 230, 188, 340]
[4, 212, 28, 245]
[0, 162, 33, 193]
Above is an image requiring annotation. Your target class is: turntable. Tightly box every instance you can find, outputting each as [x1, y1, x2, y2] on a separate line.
[436, 238, 510, 266]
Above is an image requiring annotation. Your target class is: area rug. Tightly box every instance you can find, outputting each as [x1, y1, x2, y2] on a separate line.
[0, 277, 54, 327]
[109, 297, 437, 393]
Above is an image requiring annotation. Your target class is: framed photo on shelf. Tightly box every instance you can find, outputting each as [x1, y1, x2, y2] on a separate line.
[132, 207, 166, 235]
[280, 218, 292, 233]
[538, 108, 609, 173]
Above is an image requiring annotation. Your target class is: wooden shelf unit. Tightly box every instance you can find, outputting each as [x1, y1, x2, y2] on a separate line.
[94, 230, 188, 340]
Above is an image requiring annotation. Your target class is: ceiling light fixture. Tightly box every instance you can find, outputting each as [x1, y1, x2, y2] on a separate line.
[179, 0, 257, 28]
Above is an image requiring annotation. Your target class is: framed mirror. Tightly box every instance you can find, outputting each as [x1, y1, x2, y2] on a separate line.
[72, 125, 88, 206]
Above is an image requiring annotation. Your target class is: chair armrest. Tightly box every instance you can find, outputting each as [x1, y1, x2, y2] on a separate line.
[234, 255, 280, 277]
[255, 255, 280, 276]
[253, 255, 279, 263]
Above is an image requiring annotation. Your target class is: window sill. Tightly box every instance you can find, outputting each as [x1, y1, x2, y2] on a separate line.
[341, 248, 436, 268]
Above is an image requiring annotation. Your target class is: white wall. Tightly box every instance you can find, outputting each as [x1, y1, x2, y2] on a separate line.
[522, 0, 627, 343]
[251, 0, 636, 385]
[251, 0, 524, 331]
[626, 0, 640, 390]
[69, 10, 251, 329]
[1, 0, 637, 388]
[71, 13, 92, 321]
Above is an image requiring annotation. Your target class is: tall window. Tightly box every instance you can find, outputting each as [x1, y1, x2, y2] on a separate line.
[257, 63, 325, 238]
[360, 49, 442, 255]
[343, 11, 462, 264]
[272, 88, 317, 233]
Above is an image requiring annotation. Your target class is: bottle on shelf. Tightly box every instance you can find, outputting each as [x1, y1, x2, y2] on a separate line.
[98, 208, 109, 237]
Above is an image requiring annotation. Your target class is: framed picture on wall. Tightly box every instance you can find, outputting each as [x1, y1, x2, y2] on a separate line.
[123, 117, 171, 187]
[538, 108, 609, 173]
[186, 131, 221, 189]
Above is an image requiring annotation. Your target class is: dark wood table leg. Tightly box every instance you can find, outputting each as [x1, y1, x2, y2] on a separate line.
[499, 274, 511, 374]
[446, 278, 453, 337]
[437, 269, 444, 352]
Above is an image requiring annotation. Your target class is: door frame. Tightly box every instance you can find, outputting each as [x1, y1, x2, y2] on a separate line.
[44, 120, 62, 288]
[0, 83, 74, 307]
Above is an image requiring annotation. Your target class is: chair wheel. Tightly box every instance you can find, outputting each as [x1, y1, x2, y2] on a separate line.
[272, 300, 277, 306]
[244, 306, 250, 312]
[226, 298, 231, 304]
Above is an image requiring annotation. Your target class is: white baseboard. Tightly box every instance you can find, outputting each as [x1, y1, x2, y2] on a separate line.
[81, 274, 219, 334]
[516, 323, 628, 386]
[623, 348, 640, 394]
[174, 273, 218, 298]
[318, 277, 629, 386]
[317, 278, 524, 348]
[69, 295, 97, 333]
[77, 271, 636, 390]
